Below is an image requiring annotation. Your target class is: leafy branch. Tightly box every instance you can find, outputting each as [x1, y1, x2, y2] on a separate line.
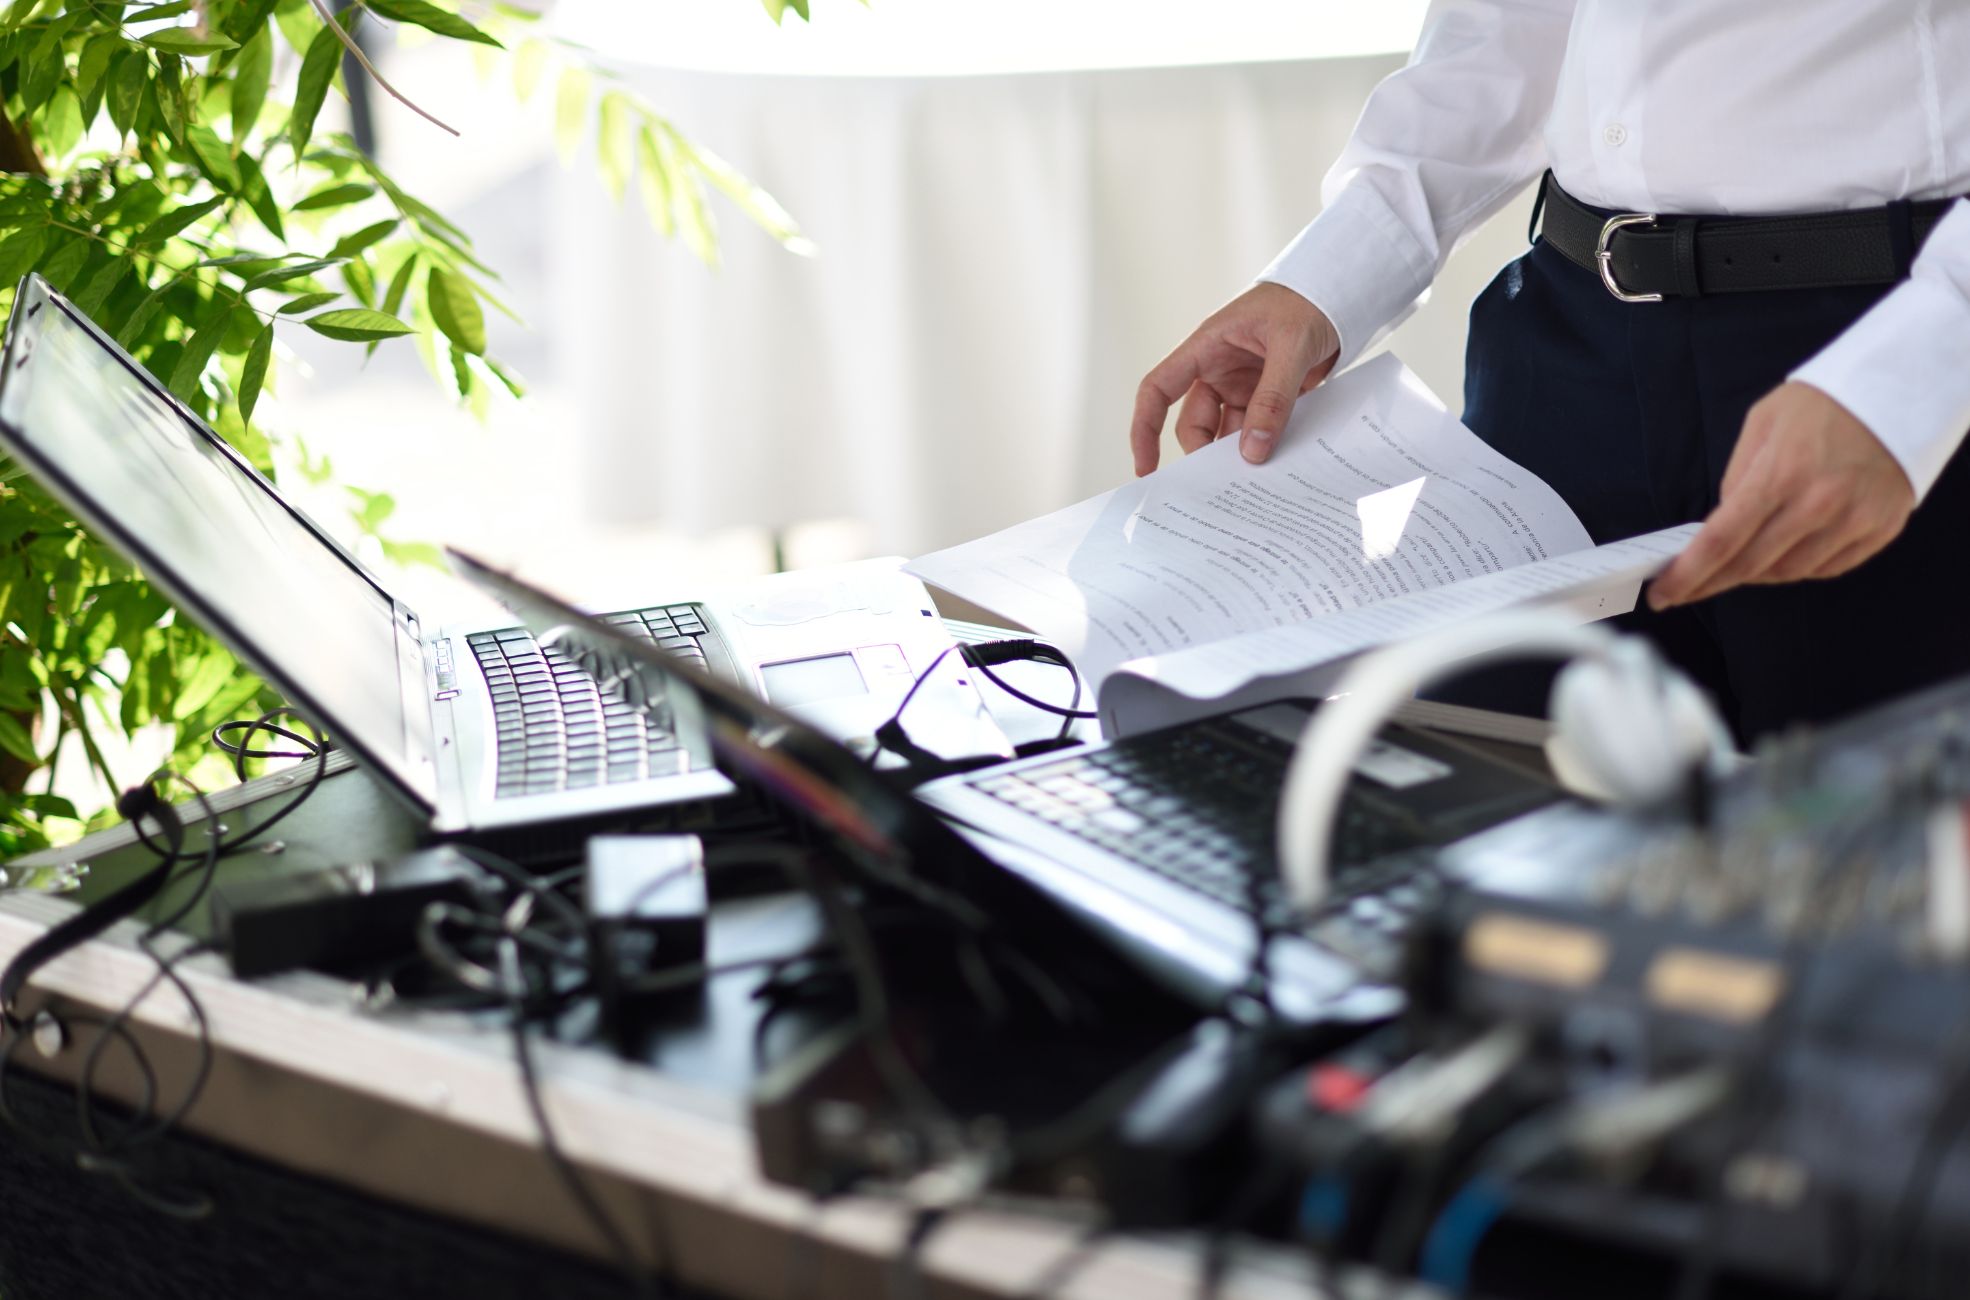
[0, 0, 829, 854]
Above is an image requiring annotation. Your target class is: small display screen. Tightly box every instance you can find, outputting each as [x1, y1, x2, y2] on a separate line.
[760, 653, 869, 707]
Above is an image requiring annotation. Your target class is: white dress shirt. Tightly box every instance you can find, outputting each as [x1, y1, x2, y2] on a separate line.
[1259, 0, 1970, 502]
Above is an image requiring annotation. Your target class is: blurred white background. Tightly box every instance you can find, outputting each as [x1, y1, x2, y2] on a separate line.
[268, 0, 1539, 624]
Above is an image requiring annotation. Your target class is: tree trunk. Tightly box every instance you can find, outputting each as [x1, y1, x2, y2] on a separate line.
[0, 100, 44, 176]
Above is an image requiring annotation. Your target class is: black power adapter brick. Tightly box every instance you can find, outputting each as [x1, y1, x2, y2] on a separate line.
[211, 846, 485, 978]
[585, 834, 708, 1048]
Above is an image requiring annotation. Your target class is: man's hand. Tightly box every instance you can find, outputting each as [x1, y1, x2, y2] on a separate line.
[1130, 284, 1341, 476]
[1648, 382, 1915, 609]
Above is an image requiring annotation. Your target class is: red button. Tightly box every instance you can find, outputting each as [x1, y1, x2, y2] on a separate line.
[1308, 1063, 1374, 1113]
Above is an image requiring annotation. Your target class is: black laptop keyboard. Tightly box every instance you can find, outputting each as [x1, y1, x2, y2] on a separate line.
[466, 604, 711, 800]
[967, 719, 1440, 935]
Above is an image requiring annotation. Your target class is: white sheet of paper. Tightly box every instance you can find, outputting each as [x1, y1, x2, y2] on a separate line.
[1095, 523, 1699, 734]
[909, 352, 1596, 685]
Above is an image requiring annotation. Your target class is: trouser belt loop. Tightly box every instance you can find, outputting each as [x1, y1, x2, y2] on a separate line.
[1887, 198, 1916, 278]
[1671, 218, 1701, 298]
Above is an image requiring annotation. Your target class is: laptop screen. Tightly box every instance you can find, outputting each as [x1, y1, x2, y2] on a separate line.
[0, 277, 429, 807]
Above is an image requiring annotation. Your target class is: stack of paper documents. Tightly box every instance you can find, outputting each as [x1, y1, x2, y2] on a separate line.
[908, 354, 1695, 735]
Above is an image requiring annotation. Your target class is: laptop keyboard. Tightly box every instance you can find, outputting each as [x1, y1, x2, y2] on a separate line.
[967, 720, 1439, 935]
[466, 604, 712, 799]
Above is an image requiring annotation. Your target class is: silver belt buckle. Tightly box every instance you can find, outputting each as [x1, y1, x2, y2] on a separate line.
[1597, 212, 1663, 303]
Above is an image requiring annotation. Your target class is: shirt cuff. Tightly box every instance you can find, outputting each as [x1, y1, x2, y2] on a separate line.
[1254, 179, 1438, 373]
[1789, 224, 1970, 503]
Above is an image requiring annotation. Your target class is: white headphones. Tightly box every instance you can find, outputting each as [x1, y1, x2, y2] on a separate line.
[1275, 610, 1738, 911]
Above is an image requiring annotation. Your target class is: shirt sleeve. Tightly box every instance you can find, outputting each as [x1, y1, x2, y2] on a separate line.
[1789, 199, 1970, 503]
[1257, 0, 1578, 369]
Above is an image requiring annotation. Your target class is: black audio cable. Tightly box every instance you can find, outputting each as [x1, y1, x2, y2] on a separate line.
[0, 708, 333, 1219]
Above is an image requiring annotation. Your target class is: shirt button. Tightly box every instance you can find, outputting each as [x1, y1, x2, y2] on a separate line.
[1603, 123, 1629, 148]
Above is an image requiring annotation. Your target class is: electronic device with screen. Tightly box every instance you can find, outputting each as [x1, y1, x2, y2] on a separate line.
[914, 704, 1567, 1006]
[451, 549, 1565, 1025]
[0, 275, 1002, 834]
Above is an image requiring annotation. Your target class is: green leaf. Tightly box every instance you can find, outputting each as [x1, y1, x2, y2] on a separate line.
[38, 236, 87, 291]
[0, 225, 47, 287]
[553, 65, 589, 164]
[328, 218, 396, 259]
[140, 29, 239, 55]
[361, 0, 501, 47]
[595, 90, 631, 202]
[150, 55, 189, 146]
[171, 650, 237, 720]
[230, 28, 272, 142]
[70, 258, 128, 317]
[238, 321, 273, 425]
[236, 150, 286, 241]
[635, 125, 675, 239]
[426, 266, 485, 355]
[275, 0, 320, 56]
[688, 140, 814, 255]
[379, 251, 417, 316]
[0, 711, 37, 763]
[448, 342, 471, 399]
[18, 20, 65, 118]
[671, 154, 718, 266]
[186, 124, 243, 192]
[346, 486, 395, 531]
[341, 255, 375, 306]
[379, 538, 445, 570]
[511, 36, 547, 100]
[289, 16, 344, 158]
[76, 33, 120, 120]
[483, 355, 526, 400]
[108, 49, 147, 137]
[277, 291, 337, 315]
[131, 195, 225, 246]
[222, 0, 282, 45]
[17, 793, 77, 822]
[243, 256, 342, 290]
[303, 308, 412, 341]
[293, 181, 372, 211]
[167, 303, 237, 399]
[116, 278, 172, 347]
[36, 88, 83, 160]
[760, 0, 810, 23]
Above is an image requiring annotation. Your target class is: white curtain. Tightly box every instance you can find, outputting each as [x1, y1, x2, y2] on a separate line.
[549, 55, 1534, 557]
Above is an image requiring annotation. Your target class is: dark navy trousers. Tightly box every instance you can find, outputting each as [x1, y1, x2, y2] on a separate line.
[1448, 233, 1970, 745]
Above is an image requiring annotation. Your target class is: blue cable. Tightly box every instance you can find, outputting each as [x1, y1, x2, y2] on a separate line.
[1418, 1176, 1510, 1293]
[1296, 1173, 1351, 1242]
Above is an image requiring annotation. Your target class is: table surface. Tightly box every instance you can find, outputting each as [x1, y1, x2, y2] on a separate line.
[0, 757, 1411, 1299]
[0, 668, 1547, 1298]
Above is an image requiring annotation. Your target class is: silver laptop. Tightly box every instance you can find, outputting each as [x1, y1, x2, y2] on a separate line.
[0, 274, 996, 834]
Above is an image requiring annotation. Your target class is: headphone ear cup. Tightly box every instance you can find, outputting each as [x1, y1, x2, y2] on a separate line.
[1548, 650, 1689, 806]
[1548, 637, 1738, 806]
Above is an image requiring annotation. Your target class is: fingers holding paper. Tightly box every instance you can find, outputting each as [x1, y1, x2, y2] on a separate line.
[1131, 284, 1340, 476]
[1648, 382, 1915, 609]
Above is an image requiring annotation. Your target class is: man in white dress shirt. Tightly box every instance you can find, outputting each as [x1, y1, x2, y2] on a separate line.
[1132, 0, 1970, 741]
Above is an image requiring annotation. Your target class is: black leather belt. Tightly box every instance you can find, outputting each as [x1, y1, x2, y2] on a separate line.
[1535, 172, 1962, 302]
